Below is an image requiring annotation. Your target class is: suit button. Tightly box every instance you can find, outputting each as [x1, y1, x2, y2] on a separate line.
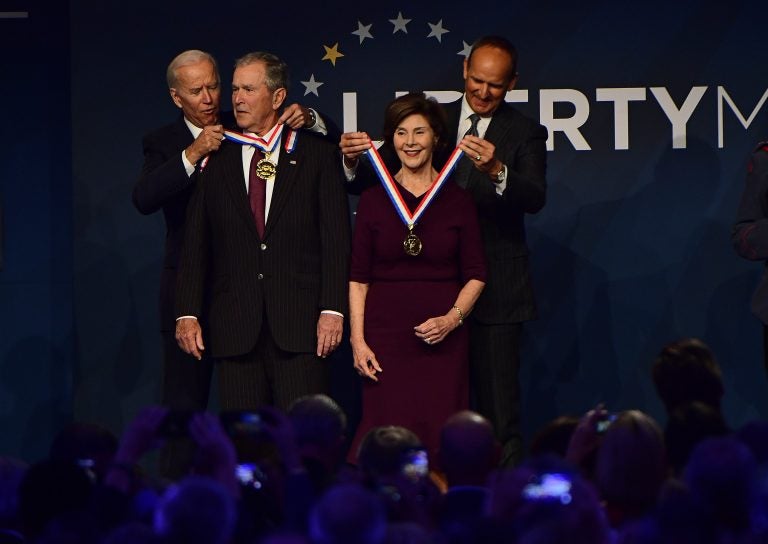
[260, 243, 267, 250]
[258, 273, 264, 280]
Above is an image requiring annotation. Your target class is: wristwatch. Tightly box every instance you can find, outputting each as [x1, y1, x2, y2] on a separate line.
[306, 108, 317, 128]
[493, 163, 507, 184]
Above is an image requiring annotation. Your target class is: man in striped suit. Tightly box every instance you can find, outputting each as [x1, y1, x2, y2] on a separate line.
[174, 51, 350, 410]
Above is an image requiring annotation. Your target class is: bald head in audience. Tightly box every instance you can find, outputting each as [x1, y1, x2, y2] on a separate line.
[439, 411, 498, 487]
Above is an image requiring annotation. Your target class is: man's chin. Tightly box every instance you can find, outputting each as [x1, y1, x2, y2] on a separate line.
[200, 113, 219, 125]
[469, 99, 496, 116]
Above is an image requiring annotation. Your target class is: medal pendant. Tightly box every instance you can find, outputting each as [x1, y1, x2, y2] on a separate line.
[403, 225, 422, 256]
[256, 153, 277, 180]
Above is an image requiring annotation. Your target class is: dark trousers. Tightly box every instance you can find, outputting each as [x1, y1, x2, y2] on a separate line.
[158, 330, 214, 480]
[218, 327, 329, 411]
[469, 322, 523, 468]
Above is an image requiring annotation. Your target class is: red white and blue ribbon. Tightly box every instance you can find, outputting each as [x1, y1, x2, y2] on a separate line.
[199, 123, 297, 172]
[223, 123, 298, 154]
[365, 141, 464, 228]
[283, 127, 298, 153]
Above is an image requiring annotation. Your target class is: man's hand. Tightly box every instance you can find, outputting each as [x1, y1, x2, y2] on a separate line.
[459, 135, 502, 176]
[316, 313, 343, 358]
[185, 124, 224, 165]
[339, 132, 372, 168]
[279, 103, 315, 129]
[175, 317, 205, 360]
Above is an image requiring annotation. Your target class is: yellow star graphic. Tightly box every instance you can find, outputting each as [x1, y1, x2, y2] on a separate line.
[322, 43, 344, 66]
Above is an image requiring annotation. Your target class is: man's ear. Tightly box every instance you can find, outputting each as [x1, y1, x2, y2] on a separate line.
[170, 88, 183, 109]
[272, 87, 287, 110]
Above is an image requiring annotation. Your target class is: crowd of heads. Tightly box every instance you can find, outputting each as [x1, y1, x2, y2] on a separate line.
[2, 337, 768, 543]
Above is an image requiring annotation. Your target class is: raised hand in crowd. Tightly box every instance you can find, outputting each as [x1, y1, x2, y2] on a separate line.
[188, 411, 239, 498]
[104, 405, 168, 494]
[256, 406, 303, 474]
[565, 403, 610, 477]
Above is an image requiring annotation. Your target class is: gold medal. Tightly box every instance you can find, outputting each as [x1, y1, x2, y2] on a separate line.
[403, 224, 422, 256]
[255, 152, 277, 180]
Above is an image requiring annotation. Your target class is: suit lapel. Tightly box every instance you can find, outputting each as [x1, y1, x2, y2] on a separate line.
[483, 106, 512, 148]
[172, 115, 195, 152]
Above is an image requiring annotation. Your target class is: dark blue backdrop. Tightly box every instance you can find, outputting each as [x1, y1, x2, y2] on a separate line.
[2, 0, 767, 461]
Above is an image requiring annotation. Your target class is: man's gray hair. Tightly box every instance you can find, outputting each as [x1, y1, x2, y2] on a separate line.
[234, 51, 290, 93]
[167, 49, 218, 88]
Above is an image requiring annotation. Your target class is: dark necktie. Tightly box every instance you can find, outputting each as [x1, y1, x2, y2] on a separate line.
[465, 113, 481, 137]
[248, 149, 267, 238]
[456, 113, 481, 187]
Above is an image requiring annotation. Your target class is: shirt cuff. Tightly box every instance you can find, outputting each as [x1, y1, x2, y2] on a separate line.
[182, 151, 195, 177]
[321, 310, 344, 318]
[176, 315, 198, 321]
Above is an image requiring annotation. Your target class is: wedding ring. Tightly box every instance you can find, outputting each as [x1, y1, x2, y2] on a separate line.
[475, 154, 481, 161]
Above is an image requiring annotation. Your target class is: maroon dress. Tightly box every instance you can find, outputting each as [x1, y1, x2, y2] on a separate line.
[348, 179, 487, 461]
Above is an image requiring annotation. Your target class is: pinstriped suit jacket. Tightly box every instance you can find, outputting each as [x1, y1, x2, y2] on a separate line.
[175, 132, 351, 358]
[445, 101, 548, 325]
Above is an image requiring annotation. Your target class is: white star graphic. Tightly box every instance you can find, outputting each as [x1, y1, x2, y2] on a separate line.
[300, 74, 324, 97]
[427, 19, 449, 43]
[457, 41, 472, 58]
[352, 21, 373, 44]
[389, 11, 411, 34]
